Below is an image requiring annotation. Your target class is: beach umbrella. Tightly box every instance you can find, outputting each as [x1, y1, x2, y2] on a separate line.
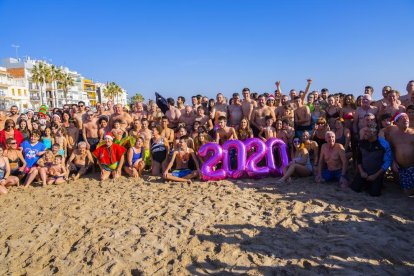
[155, 92, 169, 114]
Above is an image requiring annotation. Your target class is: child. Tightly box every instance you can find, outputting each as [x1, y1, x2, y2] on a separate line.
[67, 142, 94, 180]
[41, 127, 53, 150]
[275, 119, 289, 144]
[54, 127, 68, 158]
[47, 155, 66, 185]
[259, 115, 277, 141]
[111, 119, 126, 144]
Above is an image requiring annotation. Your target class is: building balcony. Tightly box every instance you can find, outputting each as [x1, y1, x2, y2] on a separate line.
[30, 95, 40, 101]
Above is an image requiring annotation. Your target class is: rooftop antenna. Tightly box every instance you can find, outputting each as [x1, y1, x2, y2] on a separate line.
[11, 44, 20, 59]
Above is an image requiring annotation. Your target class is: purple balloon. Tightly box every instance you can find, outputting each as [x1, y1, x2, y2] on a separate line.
[198, 143, 227, 181]
[266, 138, 289, 176]
[244, 138, 270, 177]
[222, 139, 246, 179]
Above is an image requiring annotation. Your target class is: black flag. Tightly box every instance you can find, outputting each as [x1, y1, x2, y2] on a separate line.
[155, 92, 169, 114]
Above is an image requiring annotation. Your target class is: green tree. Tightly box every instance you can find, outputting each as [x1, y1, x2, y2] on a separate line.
[57, 72, 75, 104]
[103, 82, 122, 103]
[131, 93, 145, 103]
[31, 62, 48, 105]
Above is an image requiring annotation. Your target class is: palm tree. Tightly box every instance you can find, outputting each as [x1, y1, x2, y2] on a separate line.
[57, 72, 75, 104]
[45, 65, 62, 107]
[31, 62, 48, 105]
[103, 82, 123, 103]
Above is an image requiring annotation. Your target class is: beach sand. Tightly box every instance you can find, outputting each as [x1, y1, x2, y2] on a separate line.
[0, 175, 413, 275]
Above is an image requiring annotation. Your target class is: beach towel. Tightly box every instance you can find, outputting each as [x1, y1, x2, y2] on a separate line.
[93, 143, 126, 166]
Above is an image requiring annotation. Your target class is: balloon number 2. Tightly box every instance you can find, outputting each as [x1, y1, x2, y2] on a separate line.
[198, 138, 289, 181]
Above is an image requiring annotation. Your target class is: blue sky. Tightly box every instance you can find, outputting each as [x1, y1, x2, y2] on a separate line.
[1, 0, 413, 101]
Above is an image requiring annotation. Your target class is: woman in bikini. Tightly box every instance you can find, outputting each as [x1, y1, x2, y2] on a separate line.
[4, 138, 26, 179]
[0, 146, 20, 195]
[325, 95, 342, 129]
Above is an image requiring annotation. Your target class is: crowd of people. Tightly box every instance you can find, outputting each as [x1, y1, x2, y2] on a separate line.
[0, 79, 414, 197]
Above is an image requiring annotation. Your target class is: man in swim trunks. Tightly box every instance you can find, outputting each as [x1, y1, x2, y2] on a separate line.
[67, 141, 94, 180]
[384, 112, 414, 196]
[93, 135, 126, 181]
[316, 131, 348, 187]
[163, 135, 200, 183]
[82, 111, 100, 152]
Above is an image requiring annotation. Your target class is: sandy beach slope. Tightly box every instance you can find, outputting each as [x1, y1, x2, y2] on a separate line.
[0, 175, 413, 275]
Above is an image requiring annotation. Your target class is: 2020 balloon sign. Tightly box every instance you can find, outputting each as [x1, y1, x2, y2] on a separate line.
[198, 138, 289, 181]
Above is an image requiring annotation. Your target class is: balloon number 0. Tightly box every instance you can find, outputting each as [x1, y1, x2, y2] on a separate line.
[198, 138, 289, 181]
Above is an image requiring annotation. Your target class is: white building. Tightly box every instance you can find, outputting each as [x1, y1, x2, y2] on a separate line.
[95, 82, 128, 106]
[0, 66, 33, 112]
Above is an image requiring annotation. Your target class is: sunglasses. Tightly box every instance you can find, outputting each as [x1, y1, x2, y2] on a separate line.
[8, 142, 16, 145]
[317, 123, 325, 125]
[78, 105, 84, 107]
[293, 140, 300, 144]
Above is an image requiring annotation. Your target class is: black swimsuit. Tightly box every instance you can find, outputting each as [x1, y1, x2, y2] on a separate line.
[150, 138, 167, 163]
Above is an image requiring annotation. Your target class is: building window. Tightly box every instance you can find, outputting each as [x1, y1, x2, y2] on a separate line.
[24, 90, 27, 96]
[12, 88, 15, 96]
[18, 89, 21, 96]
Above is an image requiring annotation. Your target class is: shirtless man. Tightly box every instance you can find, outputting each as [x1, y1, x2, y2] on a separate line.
[177, 96, 186, 113]
[67, 142, 94, 180]
[401, 80, 414, 107]
[251, 95, 276, 136]
[195, 106, 213, 131]
[96, 103, 111, 117]
[191, 96, 200, 111]
[165, 98, 181, 130]
[131, 101, 148, 121]
[109, 104, 132, 131]
[211, 93, 228, 125]
[275, 95, 290, 119]
[73, 101, 87, 130]
[139, 118, 153, 150]
[374, 86, 392, 109]
[227, 93, 243, 128]
[160, 116, 175, 146]
[106, 100, 114, 114]
[353, 94, 378, 138]
[179, 105, 196, 132]
[66, 121, 79, 157]
[147, 101, 162, 125]
[294, 96, 312, 138]
[364, 86, 374, 96]
[8, 105, 19, 124]
[82, 111, 100, 152]
[378, 90, 406, 118]
[241, 88, 257, 121]
[384, 113, 414, 195]
[316, 131, 348, 187]
[163, 135, 200, 183]
[216, 116, 237, 145]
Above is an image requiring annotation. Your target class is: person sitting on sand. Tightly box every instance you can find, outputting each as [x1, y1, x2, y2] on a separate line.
[316, 131, 348, 187]
[67, 141, 94, 180]
[258, 116, 276, 142]
[24, 150, 54, 188]
[93, 135, 126, 181]
[124, 137, 145, 178]
[46, 155, 67, 185]
[163, 135, 200, 183]
[0, 146, 20, 195]
[350, 127, 392, 196]
[4, 138, 26, 178]
[277, 137, 312, 183]
[384, 112, 414, 196]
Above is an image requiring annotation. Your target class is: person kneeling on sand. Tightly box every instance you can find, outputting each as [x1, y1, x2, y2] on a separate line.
[67, 142, 94, 180]
[124, 137, 145, 178]
[350, 127, 392, 196]
[93, 135, 126, 181]
[47, 155, 67, 185]
[316, 131, 348, 187]
[163, 135, 200, 183]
